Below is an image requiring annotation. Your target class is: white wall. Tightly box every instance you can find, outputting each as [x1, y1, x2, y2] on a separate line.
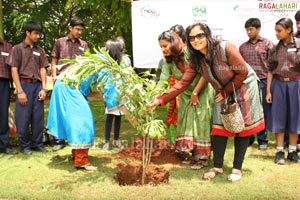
[132, 0, 300, 68]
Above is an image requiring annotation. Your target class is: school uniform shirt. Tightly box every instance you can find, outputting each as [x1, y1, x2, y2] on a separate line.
[268, 39, 300, 78]
[0, 40, 12, 79]
[239, 36, 273, 79]
[51, 36, 88, 65]
[267, 39, 300, 134]
[6, 41, 49, 80]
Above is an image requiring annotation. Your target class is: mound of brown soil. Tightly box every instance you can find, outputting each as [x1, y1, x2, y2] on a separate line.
[115, 162, 169, 186]
[115, 137, 182, 186]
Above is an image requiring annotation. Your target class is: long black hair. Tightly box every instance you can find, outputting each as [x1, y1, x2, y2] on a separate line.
[185, 22, 220, 72]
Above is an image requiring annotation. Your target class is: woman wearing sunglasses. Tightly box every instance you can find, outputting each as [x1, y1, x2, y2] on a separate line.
[156, 30, 215, 170]
[150, 23, 264, 182]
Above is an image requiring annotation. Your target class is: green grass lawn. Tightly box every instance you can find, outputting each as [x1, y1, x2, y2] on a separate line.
[1, 99, 300, 200]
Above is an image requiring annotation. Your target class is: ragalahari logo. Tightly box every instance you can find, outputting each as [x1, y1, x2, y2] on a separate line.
[140, 5, 160, 17]
[258, 1, 298, 12]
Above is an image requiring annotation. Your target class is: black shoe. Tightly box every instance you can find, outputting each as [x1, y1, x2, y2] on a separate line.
[22, 148, 32, 155]
[31, 146, 48, 153]
[275, 151, 285, 165]
[0, 148, 18, 155]
[52, 144, 65, 152]
[287, 151, 300, 163]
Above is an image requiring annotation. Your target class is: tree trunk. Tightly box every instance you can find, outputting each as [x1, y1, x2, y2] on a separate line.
[0, 0, 3, 40]
[141, 133, 153, 185]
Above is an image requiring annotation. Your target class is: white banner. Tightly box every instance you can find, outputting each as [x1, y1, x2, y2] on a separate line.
[132, 0, 300, 68]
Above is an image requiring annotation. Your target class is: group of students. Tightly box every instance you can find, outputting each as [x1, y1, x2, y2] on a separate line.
[1, 12, 300, 179]
[0, 16, 131, 171]
[150, 10, 300, 182]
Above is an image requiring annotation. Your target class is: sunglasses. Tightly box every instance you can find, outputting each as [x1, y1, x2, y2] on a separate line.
[189, 33, 206, 42]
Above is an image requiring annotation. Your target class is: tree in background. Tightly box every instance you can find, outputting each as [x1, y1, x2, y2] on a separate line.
[1, 0, 132, 60]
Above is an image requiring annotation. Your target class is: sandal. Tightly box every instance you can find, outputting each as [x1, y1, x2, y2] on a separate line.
[190, 160, 208, 170]
[113, 140, 124, 149]
[182, 158, 191, 165]
[76, 164, 98, 171]
[202, 168, 223, 180]
[228, 168, 242, 182]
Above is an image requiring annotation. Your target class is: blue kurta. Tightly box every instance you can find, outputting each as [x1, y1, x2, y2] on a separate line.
[47, 78, 95, 149]
[46, 53, 130, 149]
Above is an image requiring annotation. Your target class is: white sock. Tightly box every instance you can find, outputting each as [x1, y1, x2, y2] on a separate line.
[297, 144, 300, 150]
[276, 146, 284, 152]
[288, 145, 296, 153]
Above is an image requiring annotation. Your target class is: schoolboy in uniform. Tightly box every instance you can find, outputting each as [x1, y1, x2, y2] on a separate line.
[7, 21, 49, 155]
[0, 39, 16, 154]
[239, 18, 274, 150]
[295, 10, 300, 38]
[50, 16, 89, 151]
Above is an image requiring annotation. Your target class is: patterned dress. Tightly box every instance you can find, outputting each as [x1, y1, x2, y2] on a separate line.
[202, 41, 265, 137]
[157, 52, 215, 159]
[159, 41, 265, 138]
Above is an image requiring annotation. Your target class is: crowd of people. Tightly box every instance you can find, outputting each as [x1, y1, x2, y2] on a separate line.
[0, 16, 132, 171]
[0, 10, 300, 179]
[150, 11, 300, 182]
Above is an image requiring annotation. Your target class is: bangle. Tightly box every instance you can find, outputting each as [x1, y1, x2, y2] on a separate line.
[17, 91, 24, 94]
[193, 92, 198, 96]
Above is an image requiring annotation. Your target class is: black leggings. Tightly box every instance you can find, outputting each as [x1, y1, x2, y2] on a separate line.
[213, 135, 249, 170]
[105, 114, 121, 142]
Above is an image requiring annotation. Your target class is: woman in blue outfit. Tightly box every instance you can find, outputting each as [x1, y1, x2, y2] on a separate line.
[47, 70, 98, 170]
[47, 38, 131, 170]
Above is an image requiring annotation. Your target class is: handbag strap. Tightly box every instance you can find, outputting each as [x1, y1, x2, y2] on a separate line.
[231, 82, 238, 102]
[222, 83, 236, 103]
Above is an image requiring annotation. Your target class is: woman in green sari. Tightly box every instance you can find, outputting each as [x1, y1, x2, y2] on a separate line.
[157, 30, 215, 169]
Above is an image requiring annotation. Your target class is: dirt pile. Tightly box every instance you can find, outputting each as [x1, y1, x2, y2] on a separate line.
[115, 162, 169, 186]
[115, 137, 182, 186]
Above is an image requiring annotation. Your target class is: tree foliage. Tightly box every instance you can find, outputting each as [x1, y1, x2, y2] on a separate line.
[60, 48, 166, 140]
[61, 48, 166, 184]
[2, 0, 132, 60]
